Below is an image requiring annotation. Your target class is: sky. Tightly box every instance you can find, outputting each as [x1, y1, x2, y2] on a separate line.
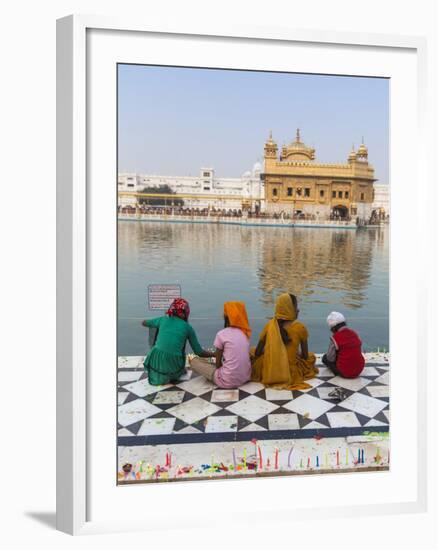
[118, 64, 389, 183]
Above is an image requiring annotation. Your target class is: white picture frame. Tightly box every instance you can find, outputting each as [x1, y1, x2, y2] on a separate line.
[56, 14, 428, 535]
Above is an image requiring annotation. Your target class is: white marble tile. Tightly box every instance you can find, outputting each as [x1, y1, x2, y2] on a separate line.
[315, 367, 333, 377]
[304, 420, 331, 429]
[176, 425, 202, 434]
[364, 352, 390, 363]
[122, 378, 171, 397]
[225, 395, 279, 422]
[283, 393, 335, 419]
[366, 385, 390, 398]
[340, 392, 387, 418]
[238, 381, 265, 394]
[211, 389, 239, 402]
[137, 417, 176, 435]
[204, 416, 238, 433]
[118, 398, 162, 427]
[118, 428, 134, 436]
[118, 371, 144, 383]
[239, 422, 267, 432]
[382, 409, 390, 422]
[362, 367, 380, 377]
[265, 388, 293, 401]
[327, 411, 362, 428]
[152, 390, 185, 405]
[176, 376, 216, 396]
[118, 392, 129, 405]
[118, 356, 144, 369]
[167, 397, 221, 424]
[374, 372, 390, 385]
[329, 376, 371, 392]
[268, 413, 300, 430]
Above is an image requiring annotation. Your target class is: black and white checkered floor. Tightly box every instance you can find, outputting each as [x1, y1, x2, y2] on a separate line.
[118, 353, 389, 446]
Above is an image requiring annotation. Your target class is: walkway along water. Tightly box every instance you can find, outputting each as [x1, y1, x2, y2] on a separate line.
[119, 212, 360, 228]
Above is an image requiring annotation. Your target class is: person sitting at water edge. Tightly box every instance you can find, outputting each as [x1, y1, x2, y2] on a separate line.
[142, 298, 213, 385]
[251, 293, 318, 390]
[189, 301, 251, 388]
[322, 311, 365, 378]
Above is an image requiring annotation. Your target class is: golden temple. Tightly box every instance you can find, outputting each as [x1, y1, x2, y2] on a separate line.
[263, 129, 375, 219]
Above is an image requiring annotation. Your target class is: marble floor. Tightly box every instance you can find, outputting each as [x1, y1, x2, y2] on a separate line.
[118, 353, 390, 482]
[118, 353, 390, 445]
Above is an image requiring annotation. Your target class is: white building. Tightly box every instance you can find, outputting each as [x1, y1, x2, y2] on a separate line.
[372, 183, 390, 216]
[118, 163, 265, 211]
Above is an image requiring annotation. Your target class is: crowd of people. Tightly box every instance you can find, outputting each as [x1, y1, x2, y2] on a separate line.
[118, 205, 338, 222]
[119, 205, 244, 217]
[142, 295, 365, 390]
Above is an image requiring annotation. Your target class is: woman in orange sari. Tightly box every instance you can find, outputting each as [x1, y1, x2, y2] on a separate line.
[251, 293, 318, 390]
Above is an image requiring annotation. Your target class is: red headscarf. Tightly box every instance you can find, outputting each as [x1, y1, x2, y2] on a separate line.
[166, 298, 190, 320]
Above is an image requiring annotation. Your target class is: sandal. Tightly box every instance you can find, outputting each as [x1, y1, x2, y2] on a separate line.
[328, 387, 347, 401]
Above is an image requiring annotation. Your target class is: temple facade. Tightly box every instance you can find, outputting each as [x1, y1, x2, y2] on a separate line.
[263, 129, 376, 221]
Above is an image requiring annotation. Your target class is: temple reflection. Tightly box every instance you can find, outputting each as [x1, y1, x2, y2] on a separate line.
[255, 227, 386, 309]
[118, 222, 387, 311]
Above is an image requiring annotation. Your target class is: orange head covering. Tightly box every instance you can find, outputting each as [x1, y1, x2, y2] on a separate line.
[223, 301, 251, 339]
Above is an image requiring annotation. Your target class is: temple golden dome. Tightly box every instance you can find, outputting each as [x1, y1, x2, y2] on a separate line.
[357, 139, 368, 158]
[281, 128, 315, 161]
[265, 130, 276, 145]
[264, 130, 278, 158]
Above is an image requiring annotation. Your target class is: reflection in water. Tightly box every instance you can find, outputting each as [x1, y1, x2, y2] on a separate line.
[118, 221, 389, 356]
[257, 228, 378, 309]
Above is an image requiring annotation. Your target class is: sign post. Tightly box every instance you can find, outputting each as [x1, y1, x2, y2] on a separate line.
[148, 284, 181, 310]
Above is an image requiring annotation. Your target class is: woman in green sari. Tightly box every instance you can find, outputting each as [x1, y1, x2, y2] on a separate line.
[142, 298, 213, 385]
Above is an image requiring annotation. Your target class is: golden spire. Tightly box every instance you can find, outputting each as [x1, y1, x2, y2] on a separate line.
[296, 128, 301, 142]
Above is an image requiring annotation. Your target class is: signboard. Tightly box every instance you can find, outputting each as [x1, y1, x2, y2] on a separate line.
[148, 284, 181, 310]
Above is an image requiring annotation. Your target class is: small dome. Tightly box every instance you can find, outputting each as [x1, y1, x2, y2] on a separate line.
[357, 140, 368, 157]
[252, 161, 262, 173]
[265, 130, 276, 145]
[242, 170, 252, 178]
